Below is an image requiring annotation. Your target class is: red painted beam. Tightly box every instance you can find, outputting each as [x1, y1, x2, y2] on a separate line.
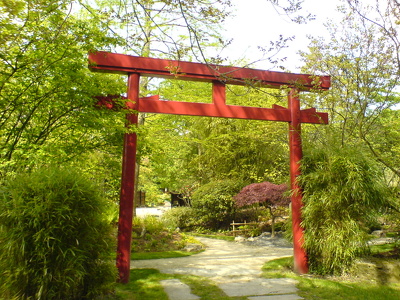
[137, 97, 328, 124]
[89, 51, 330, 91]
[138, 99, 291, 122]
[95, 94, 328, 124]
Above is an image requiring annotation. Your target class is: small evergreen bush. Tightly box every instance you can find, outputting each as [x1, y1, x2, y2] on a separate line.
[132, 215, 165, 237]
[0, 166, 117, 299]
[191, 179, 244, 230]
[131, 215, 194, 253]
[162, 207, 197, 231]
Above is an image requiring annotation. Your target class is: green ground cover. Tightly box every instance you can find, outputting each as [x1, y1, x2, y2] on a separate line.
[262, 254, 400, 300]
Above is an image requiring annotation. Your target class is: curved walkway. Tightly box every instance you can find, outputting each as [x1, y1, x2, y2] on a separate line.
[131, 237, 303, 299]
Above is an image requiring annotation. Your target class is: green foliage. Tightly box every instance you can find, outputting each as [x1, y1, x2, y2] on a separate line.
[234, 206, 268, 224]
[95, 0, 231, 59]
[238, 224, 262, 237]
[0, 0, 128, 187]
[140, 80, 290, 195]
[162, 207, 197, 231]
[300, 7, 400, 179]
[0, 166, 117, 299]
[299, 145, 394, 275]
[131, 215, 193, 253]
[191, 179, 244, 230]
[133, 215, 166, 237]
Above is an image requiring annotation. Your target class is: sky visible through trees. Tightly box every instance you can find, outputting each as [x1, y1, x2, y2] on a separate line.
[224, 0, 344, 71]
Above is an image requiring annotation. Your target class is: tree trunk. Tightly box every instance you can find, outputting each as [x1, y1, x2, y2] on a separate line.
[268, 206, 276, 237]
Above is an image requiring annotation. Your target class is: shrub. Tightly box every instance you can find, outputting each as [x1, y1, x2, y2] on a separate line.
[131, 215, 196, 252]
[191, 179, 244, 230]
[132, 215, 165, 237]
[0, 166, 117, 299]
[300, 146, 394, 275]
[162, 207, 197, 231]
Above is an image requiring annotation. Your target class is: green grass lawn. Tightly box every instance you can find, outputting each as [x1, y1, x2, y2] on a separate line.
[262, 255, 400, 300]
[298, 277, 400, 300]
[116, 256, 400, 300]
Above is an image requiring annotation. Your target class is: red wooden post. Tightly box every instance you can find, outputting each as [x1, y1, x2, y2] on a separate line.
[288, 88, 308, 274]
[212, 80, 226, 106]
[117, 73, 140, 283]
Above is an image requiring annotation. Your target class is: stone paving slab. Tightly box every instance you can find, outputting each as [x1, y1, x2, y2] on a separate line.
[218, 278, 299, 297]
[160, 279, 200, 300]
[248, 294, 303, 300]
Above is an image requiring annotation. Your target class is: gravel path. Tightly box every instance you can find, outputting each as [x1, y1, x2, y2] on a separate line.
[130, 233, 396, 299]
[131, 236, 293, 283]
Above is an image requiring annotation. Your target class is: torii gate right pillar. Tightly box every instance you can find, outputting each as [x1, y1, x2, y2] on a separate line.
[288, 88, 308, 274]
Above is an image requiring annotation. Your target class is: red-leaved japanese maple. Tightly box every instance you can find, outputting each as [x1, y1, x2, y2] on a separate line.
[234, 182, 290, 237]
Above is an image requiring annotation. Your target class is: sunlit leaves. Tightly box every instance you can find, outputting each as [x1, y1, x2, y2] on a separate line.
[84, 0, 232, 61]
[0, 166, 116, 298]
[0, 0, 126, 170]
[139, 79, 290, 197]
[300, 7, 400, 179]
[300, 145, 394, 275]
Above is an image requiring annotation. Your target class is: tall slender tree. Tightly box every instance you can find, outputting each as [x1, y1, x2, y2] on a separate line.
[300, 5, 400, 178]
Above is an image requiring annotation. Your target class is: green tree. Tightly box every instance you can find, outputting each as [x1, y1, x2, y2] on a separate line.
[139, 80, 290, 197]
[300, 6, 400, 179]
[80, 0, 235, 207]
[0, 0, 126, 174]
[82, 0, 232, 62]
[346, 0, 400, 70]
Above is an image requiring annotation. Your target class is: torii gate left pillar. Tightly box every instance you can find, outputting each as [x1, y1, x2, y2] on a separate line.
[116, 73, 140, 283]
[89, 51, 330, 283]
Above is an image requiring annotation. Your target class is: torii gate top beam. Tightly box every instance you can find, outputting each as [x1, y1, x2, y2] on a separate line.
[89, 51, 330, 91]
[89, 51, 330, 124]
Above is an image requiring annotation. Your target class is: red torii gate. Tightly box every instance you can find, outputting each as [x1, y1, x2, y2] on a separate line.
[88, 51, 330, 283]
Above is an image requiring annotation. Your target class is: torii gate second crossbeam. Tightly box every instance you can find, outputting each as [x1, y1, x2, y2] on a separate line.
[88, 51, 331, 283]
